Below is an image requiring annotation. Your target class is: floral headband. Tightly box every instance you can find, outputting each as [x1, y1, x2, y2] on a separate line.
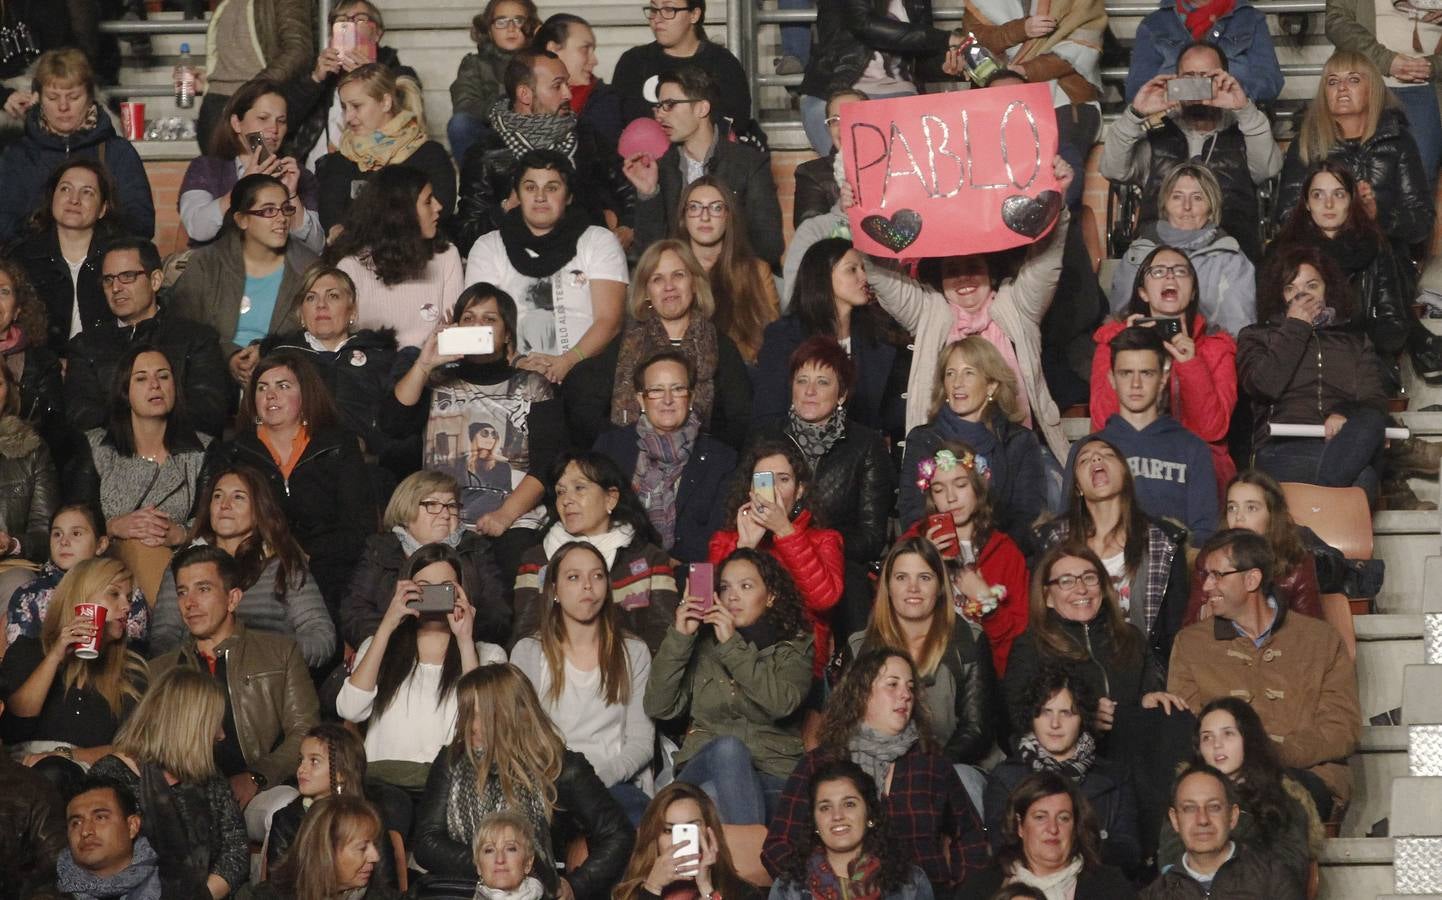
[916, 448, 990, 492]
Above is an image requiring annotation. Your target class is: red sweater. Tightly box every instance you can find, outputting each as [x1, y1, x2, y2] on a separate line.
[1089, 314, 1239, 494]
[897, 524, 1030, 676]
[708, 509, 844, 676]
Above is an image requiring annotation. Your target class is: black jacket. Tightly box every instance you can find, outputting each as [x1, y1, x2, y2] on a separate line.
[593, 423, 737, 565]
[281, 45, 419, 163]
[1141, 846, 1304, 900]
[751, 314, 910, 447]
[339, 529, 509, 649]
[0, 754, 64, 900]
[1266, 231, 1410, 358]
[5, 345, 68, 467]
[631, 121, 783, 271]
[264, 796, 400, 888]
[65, 305, 231, 439]
[453, 118, 627, 256]
[1276, 107, 1435, 247]
[793, 155, 840, 228]
[204, 426, 379, 607]
[1003, 610, 1163, 715]
[798, 0, 951, 99]
[5, 222, 124, 348]
[413, 748, 635, 900]
[1139, 117, 1263, 261]
[259, 328, 408, 468]
[611, 41, 751, 128]
[956, 862, 1137, 900]
[984, 754, 1141, 871]
[316, 141, 457, 232]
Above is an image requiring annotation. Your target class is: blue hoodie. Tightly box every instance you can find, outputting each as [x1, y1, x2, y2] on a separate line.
[1096, 414, 1219, 541]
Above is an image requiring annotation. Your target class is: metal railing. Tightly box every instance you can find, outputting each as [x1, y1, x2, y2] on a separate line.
[733, 0, 1328, 142]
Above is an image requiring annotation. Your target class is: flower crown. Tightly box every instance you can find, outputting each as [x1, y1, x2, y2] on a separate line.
[916, 448, 990, 492]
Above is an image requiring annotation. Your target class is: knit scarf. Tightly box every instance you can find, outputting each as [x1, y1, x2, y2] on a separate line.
[1154, 219, 1215, 250]
[339, 108, 430, 172]
[40, 102, 100, 137]
[1006, 856, 1085, 900]
[946, 300, 1031, 426]
[393, 524, 466, 557]
[475, 875, 546, 900]
[446, 752, 554, 875]
[489, 99, 580, 162]
[498, 205, 591, 278]
[55, 838, 162, 900]
[935, 407, 1010, 496]
[805, 850, 883, 900]
[847, 722, 918, 793]
[1017, 732, 1097, 782]
[541, 520, 636, 569]
[1176, 0, 1236, 38]
[1322, 229, 1383, 277]
[633, 411, 700, 548]
[787, 406, 846, 472]
[610, 315, 719, 431]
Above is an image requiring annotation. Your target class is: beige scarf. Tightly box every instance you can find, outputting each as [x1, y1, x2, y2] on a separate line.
[338, 108, 429, 172]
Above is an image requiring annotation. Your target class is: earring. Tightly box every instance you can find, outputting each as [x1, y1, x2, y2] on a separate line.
[867, 819, 875, 828]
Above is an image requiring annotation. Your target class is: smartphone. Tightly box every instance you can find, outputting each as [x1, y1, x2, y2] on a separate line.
[437, 326, 495, 356]
[245, 131, 271, 165]
[354, 21, 378, 63]
[670, 823, 700, 865]
[409, 582, 456, 614]
[1135, 316, 1182, 339]
[752, 471, 776, 505]
[926, 513, 958, 550]
[1166, 76, 1214, 103]
[688, 562, 714, 613]
[330, 20, 357, 52]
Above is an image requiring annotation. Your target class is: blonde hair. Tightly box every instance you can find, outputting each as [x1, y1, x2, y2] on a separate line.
[293, 265, 358, 329]
[860, 538, 955, 676]
[537, 542, 632, 706]
[627, 239, 716, 321]
[927, 336, 1023, 423]
[451, 664, 565, 813]
[1297, 51, 1391, 164]
[384, 469, 461, 529]
[41, 558, 146, 718]
[336, 63, 425, 123]
[472, 810, 538, 874]
[33, 48, 95, 98]
[1159, 163, 1224, 228]
[113, 667, 226, 784]
[271, 795, 384, 900]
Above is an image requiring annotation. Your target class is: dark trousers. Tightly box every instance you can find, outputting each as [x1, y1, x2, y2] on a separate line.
[1254, 407, 1387, 500]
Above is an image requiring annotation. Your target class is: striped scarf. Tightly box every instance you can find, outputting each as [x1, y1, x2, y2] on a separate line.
[633, 411, 700, 548]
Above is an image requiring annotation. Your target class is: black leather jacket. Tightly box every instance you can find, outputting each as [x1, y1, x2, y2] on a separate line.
[793, 155, 840, 228]
[0, 754, 64, 900]
[1276, 107, 1435, 247]
[414, 748, 635, 900]
[799, 0, 952, 99]
[1002, 610, 1164, 716]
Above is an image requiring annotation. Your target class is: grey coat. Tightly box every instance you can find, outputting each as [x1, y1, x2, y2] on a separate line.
[65, 429, 212, 527]
[1107, 222, 1257, 335]
[169, 230, 318, 358]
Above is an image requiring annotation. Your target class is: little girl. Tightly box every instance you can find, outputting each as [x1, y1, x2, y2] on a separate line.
[473, 811, 545, 900]
[898, 441, 1029, 676]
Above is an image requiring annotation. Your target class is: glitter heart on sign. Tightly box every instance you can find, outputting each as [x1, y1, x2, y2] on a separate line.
[860, 209, 923, 252]
[1000, 190, 1063, 238]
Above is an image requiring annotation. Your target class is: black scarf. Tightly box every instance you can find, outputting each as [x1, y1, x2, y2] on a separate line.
[736, 616, 782, 651]
[1321, 229, 1381, 277]
[498, 206, 591, 278]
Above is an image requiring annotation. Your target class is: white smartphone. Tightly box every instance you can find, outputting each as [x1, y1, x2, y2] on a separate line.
[437, 326, 495, 356]
[671, 823, 700, 868]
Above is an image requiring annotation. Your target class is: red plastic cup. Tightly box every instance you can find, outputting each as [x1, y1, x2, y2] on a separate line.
[72, 603, 106, 659]
[120, 102, 145, 141]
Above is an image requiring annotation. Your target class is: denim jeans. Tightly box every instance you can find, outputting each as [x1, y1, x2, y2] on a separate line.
[446, 112, 491, 169]
[1392, 84, 1441, 192]
[609, 781, 653, 827]
[802, 89, 916, 156]
[676, 736, 786, 824]
[1254, 406, 1387, 500]
[778, 0, 813, 64]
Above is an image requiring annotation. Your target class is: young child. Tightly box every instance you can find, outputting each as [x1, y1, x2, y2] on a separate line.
[473, 811, 545, 900]
[446, 0, 540, 164]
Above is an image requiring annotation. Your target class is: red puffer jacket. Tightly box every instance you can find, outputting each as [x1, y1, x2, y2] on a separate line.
[709, 509, 844, 676]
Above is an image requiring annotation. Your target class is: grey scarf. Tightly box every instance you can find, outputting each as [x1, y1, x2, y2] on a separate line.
[847, 722, 919, 792]
[55, 838, 163, 900]
[633, 411, 700, 548]
[786, 406, 845, 471]
[446, 751, 554, 875]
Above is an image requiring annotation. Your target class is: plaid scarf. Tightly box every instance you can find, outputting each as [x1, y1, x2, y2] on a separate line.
[1018, 732, 1097, 782]
[633, 411, 699, 548]
[339, 108, 429, 172]
[489, 99, 579, 162]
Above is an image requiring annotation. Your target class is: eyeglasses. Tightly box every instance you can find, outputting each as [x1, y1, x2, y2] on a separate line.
[1045, 572, 1101, 591]
[491, 15, 527, 29]
[244, 203, 298, 219]
[642, 385, 691, 400]
[652, 98, 701, 113]
[643, 4, 693, 19]
[1144, 264, 1193, 280]
[101, 270, 147, 288]
[331, 12, 374, 24]
[1198, 567, 1246, 583]
[418, 499, 461, 515]
[685, 200, 726, 218]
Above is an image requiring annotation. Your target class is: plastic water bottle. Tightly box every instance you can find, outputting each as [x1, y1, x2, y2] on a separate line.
[174, 43, 197, 109]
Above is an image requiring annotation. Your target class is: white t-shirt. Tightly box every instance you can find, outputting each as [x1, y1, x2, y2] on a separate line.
[465, 226, 629, 356]
[1102, 550, 1131, 614]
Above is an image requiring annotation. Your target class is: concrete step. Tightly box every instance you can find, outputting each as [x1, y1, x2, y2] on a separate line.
[1356, 617, 1426, 725]
[1318, 837, 1395, 900]
[1346, 726, 1410, 839]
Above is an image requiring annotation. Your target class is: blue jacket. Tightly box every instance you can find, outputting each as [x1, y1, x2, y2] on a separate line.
[0, 107, 155, 243]
[1095, 414, 1219, 542]
[1124, 0, 1285, 103]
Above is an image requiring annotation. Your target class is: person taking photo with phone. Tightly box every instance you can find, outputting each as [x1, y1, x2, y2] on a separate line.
[613, 782, 764, 900]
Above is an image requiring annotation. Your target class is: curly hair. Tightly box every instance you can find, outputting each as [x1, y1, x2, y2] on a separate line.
[818, 647, 937, 759]
[718, 548, 807, 641]
[1255, 242, 1356, 325]
[324, 165, 451, 285]
[776, 759, 914, 892]
[994, 770, 1104, 874]
[1195, 696, 1296, 848]
[0, 258, 52, 349]
[190, 464, 311, 601]
[720, 438, 817, 526]
[1015, 663, 1099, 739]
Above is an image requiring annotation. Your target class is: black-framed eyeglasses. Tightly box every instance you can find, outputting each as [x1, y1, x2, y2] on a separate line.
[643, 4, 693, 19]
[1144, 264, 1192, 280]
[101, 270, 147, 288]
[331, 11, 375, 24]
[1198, 567, 1246, 583]
[490, 15, 527, 29]
[418, 499, 461, 515]
[641, 385, 691, 400]
[684, 200, 726, 218]
[244, 203, 298, 219]
[652, 98, 701, 113]
[1045, 572, 1101, 591]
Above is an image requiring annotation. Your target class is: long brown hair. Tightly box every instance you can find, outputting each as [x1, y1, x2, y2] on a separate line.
[1273, 159, 1384, 248]
[41, 558, 147, 718]
[857, 538, 954, 677]
[1027, 543, 1142, 670]
[674, 176, 774, 361]
[190, 464, 311, 600]
[1061, 436, 1150, 577]
[612, 782, 753, 900]
[538, 541, 633, 706]
[450, 664, 566, 814]
[818, 647, 937, 759]
[1225, 470, 1309, 575]
[270, 794, 384, 900]
[918, 439, 996, 548]
[994, 770, 1104, 874]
